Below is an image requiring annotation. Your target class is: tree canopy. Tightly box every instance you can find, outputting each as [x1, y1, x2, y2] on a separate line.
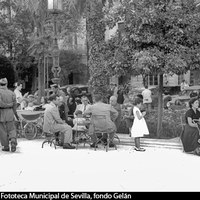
[103, 0, 200, 78]
[103, 0, 200, 136]
[0, 55, 15, 88]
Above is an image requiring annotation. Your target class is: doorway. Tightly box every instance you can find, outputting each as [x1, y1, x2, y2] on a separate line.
[68, 72, 73, 84]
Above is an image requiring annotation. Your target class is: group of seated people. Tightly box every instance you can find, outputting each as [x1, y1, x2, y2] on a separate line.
[15, 82, 122, 150]
[14, 81, 200, 155]
[42, 93, 121, 149]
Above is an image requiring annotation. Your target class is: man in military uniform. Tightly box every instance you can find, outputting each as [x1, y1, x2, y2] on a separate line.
[0, 78, 18, 152]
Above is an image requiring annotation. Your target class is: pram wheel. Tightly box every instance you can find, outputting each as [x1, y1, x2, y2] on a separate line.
[24, 123, 37, 140]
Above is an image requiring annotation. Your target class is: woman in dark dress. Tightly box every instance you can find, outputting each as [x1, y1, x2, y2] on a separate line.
[181, 97, 200, 155]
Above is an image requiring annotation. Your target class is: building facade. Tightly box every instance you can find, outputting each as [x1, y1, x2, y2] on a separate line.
[59, 17, 89, 85]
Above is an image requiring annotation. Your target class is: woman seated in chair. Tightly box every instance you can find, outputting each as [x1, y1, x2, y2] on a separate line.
[181, 97, 200, 156]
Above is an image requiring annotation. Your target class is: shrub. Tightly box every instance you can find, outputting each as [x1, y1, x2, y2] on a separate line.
[0, 55, 15, 88]
[119, 102, 187, 138]
[145, 108, 187, 138]
[118, 120, 129, 134]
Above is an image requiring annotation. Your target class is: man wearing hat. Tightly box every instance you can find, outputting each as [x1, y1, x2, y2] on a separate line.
[0, 78, 18, 152]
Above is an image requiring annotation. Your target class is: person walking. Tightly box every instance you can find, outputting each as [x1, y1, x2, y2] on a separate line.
[131, 97, 149, 151]
[141, 85, 152, 113]
[0, 78, 18, 152]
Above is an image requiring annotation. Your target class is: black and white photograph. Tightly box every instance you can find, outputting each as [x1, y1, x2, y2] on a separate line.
[1, 0, 200, 193]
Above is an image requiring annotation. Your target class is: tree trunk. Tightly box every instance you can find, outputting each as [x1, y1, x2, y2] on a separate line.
[7, 0, 13, 59]
[31, 66, 37, 93]
[38, 57, 45, 101]
[156, 73, 163, 138]
[37, 20, 45, 101]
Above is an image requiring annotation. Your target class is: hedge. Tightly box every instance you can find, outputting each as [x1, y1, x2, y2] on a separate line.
[118, 106, 187, 139]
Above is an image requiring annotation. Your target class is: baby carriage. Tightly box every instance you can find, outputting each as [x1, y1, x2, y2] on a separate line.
[16, 110, 44, 140]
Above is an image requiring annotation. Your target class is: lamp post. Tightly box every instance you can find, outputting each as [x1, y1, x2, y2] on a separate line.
[48, 0, 63, 85]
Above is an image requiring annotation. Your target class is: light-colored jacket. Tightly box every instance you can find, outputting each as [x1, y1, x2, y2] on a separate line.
[84, 102, 118, 133]
[142, 89, 152, 104]
[74, 103, 91, 117]
[43, 102, 64, 133]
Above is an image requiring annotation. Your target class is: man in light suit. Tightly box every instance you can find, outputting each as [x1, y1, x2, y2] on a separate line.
[43, 94, 75, 149]
[74, 96, 91, 117]
[0, 78, 18, 152]
[84, 93, 118, 148]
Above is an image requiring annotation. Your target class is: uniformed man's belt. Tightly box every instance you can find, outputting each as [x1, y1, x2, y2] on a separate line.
[0, 107, 12, 109]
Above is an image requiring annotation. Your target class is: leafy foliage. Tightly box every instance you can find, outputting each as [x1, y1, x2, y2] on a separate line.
[59, 50, 87, 85]
[86, 0, 109, 98]
[102, 0, 200, 136]
[0, 55, 15, 88]
[103, 0, 200, 77]
[145, 108, 187, 138]
[66, 0, 116, 98]
[0, 1, 36, 81]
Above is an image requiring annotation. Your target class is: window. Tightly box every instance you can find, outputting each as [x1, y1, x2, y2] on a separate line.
[148, 75, 158, 86]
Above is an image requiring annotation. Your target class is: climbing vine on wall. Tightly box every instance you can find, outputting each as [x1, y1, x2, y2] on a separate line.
[86, 0, 109, 101]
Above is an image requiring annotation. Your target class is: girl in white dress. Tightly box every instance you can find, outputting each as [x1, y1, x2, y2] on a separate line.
[131, 97, 149, 151]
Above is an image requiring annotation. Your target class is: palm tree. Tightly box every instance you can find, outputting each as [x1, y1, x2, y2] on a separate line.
[15, 0, 48, 99]
[17, 0, 82, 99]
[18, 0, 114, 99]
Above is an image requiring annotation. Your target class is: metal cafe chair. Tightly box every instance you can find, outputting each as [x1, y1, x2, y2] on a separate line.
[41, 124, 57, 149]
[74, 119, 92, 150]
[41, 131, 57, 149]
[90, 114, 117, 152]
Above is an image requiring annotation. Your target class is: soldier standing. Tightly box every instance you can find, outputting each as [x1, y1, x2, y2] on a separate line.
[0, 78, 18, 152]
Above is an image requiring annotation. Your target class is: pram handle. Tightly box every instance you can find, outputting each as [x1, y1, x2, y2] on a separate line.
[192, 119, 200, 123]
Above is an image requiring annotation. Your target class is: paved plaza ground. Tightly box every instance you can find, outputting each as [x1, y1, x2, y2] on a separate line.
[0, 135, 200, 192]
